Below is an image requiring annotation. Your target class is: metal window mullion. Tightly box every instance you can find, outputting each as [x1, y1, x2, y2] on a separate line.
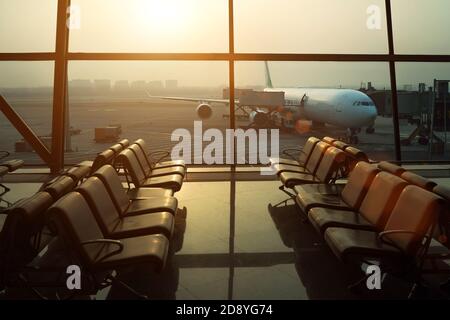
[50, 0, 71, 173]
[385, 0, 402, 162]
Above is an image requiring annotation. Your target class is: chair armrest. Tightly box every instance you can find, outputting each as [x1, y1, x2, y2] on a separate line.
[378, 229, 423, 239]
[80, 239, 124, 262]
[377, 229, 427, 253]
[0, 150, 10, 161]
[282, 148, 306, 161]
[148, 150, 171, 165]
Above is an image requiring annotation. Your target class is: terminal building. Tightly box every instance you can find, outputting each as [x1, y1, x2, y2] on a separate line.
[0, 0, 449, 301]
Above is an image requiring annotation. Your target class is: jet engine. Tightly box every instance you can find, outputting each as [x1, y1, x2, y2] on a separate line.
[196, 103, 212, 119]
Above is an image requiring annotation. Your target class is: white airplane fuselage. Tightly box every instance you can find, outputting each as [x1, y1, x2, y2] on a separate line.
[264, 87, 378, 130]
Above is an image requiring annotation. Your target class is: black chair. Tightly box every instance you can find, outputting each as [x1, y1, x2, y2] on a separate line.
[47, 191, 170, 298]
[116, 149, 183, 193]
[92, 165, 178, 216]
[0, 192, 54, 293]
[76, 177, 174, 239]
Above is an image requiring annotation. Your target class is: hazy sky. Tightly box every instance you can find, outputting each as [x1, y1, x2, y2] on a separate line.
[0, 0, 449, 89]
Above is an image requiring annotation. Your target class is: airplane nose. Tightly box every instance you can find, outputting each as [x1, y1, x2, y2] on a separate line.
[369, 106, 378, 120]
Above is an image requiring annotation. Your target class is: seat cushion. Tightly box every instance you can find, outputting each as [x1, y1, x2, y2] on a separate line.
[126, 197, 178, 216]
[94, 234, 169, 272]
[110, 212, 174, 239]
[65, 166, 91, 182]
[274, 163, 308, 175]
[269, 157, 301, 167]
[2, 159, 24, 172]
[150, 166, 186, 178]
[324, 227, 403, 262]
[44, 176, 76, 201]
[154, 159, 186, 169]
[294, 183, 346, 195]
[295, 193, 351, 213]
[280, 171, 319, 188]
[141, 174, 183, 192]
[308, 208, 374, 234]
[76, 160, 94, 168]
[127, 188, 174, 199]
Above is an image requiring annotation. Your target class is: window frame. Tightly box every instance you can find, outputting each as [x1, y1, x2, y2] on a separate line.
[0, 0, 450, 172]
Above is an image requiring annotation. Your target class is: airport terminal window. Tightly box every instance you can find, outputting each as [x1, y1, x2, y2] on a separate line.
[69, 0, 229, 53]
[0, 0, 449, 168]
[234, 0, 388, 53]
[0, 0, 57, 52]
[66, 61, 229, 165]
[391, 0, 450, 54]
[396, 62, 450, 160]
[0, 61, 54, 164]
[235, 61, 395, 161]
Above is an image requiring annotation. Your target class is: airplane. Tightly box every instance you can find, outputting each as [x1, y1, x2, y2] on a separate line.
[145, 62, 378, 144]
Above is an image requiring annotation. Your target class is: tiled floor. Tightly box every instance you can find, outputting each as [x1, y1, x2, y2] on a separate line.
[1, 178, 449, 299]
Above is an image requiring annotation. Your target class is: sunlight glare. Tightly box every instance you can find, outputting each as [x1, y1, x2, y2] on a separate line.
[134, 0, 187, 32]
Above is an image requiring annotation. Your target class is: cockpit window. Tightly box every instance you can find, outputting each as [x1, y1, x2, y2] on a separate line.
[354, 101, 374, 106]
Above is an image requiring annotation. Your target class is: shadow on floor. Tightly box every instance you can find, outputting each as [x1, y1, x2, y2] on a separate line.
[107, 208, 188, 300]
[268, 201, 359, 300]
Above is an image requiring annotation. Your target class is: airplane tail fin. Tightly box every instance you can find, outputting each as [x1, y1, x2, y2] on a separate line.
[264, 61, 273, 88]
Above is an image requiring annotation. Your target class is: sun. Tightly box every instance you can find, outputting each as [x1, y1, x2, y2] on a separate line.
[134, 0, 186, 32]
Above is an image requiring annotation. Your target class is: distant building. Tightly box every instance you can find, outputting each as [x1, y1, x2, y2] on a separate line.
[94, 79, 111, 93]
[114, 80, 130, 92]
[70, 79, 92, 88]
[148, 80, 163, 90]
[165, 80, 178, 90]
[69, 79, 93, 95]
[403, 84, 413, 91]
[130, 80, 147, 91]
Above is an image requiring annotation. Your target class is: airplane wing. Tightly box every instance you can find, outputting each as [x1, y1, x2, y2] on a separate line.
[145, 91, 239, 105]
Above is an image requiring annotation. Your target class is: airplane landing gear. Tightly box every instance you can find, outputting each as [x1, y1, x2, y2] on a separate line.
[346, 128, 359, 145]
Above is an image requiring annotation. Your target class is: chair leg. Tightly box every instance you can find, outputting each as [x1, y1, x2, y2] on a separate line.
[278, 184, 296, 198]
[347, 273, 371, 293]
[272, 185, 297, 207]
[0, 183, 10, 196]
[408, 281, 429, 300]
[0, 183, 12, 207]
[271, 197, 293, 208]
[107, 275, 149, 300]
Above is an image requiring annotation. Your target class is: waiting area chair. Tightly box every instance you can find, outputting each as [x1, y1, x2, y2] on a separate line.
[92, 165, 178, 216]
[134, 139, 186, 170]
[0, 152, 25, 208]
[279, 145, 347, 192]
[116, 149, 184, 193]
[269, 136, 321, 168]
[47, 192, 169, 298]
[76, 177, 174, 239]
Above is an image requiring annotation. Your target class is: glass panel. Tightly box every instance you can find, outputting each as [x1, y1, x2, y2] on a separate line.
[235, 61, 395, 161]
[66, 60, 229, 165]
[69, 0, 228, 53]
[0, 0, 57, 52]
[396, 62, 450, 160]
[392, 0, 450, 54]
[0, 61, 54, 164]
[235, 0, 388, 53]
